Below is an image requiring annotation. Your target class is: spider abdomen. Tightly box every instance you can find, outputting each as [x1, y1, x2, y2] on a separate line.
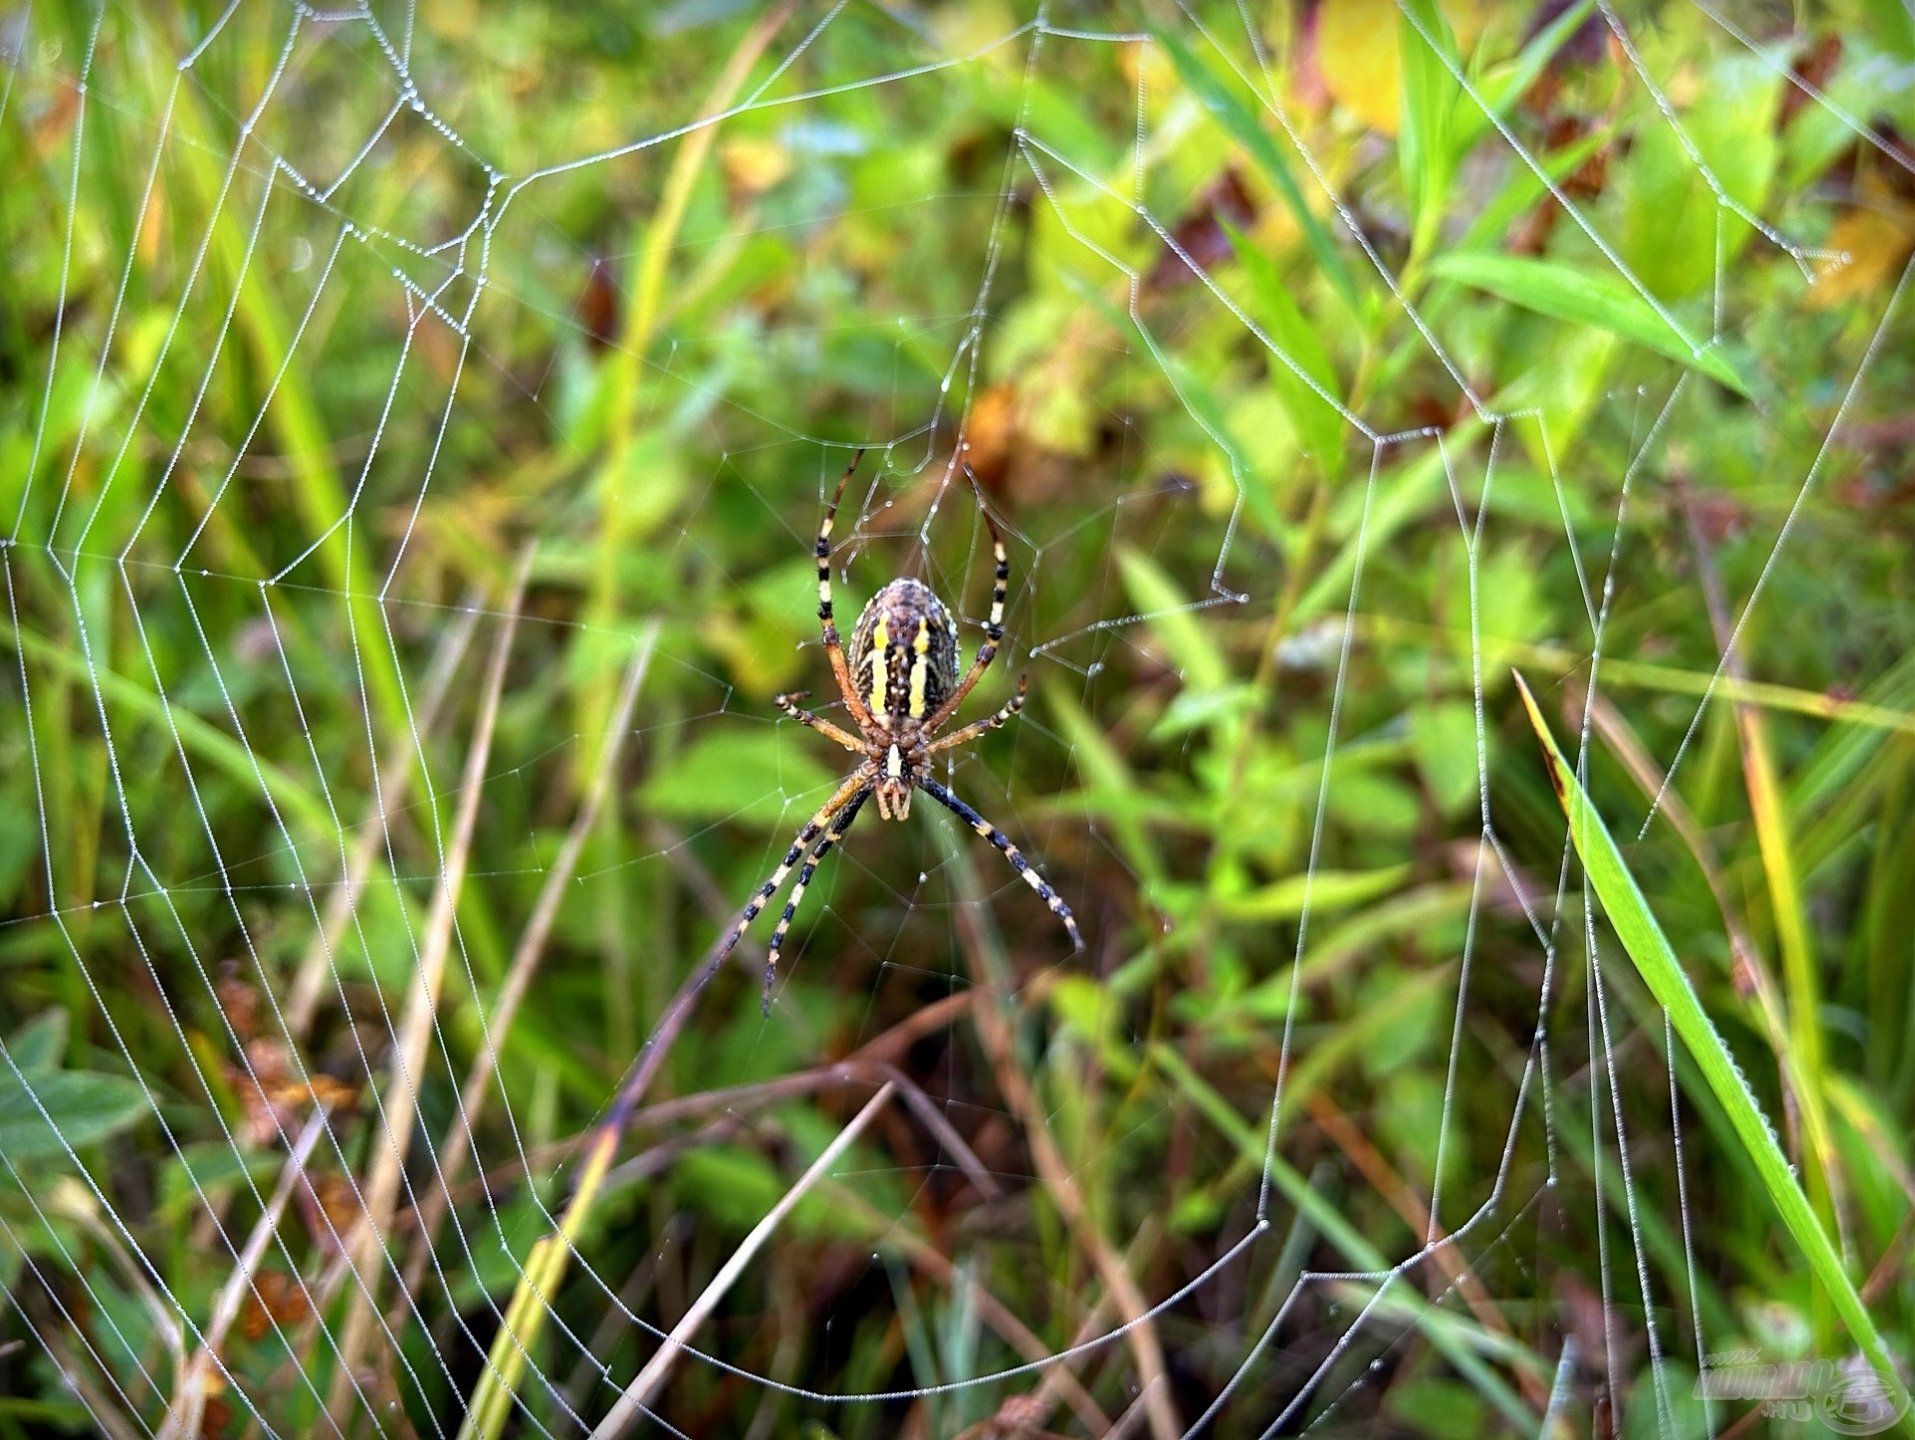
[848, 578, 960, 728]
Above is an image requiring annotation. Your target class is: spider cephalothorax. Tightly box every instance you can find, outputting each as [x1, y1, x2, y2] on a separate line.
[712, 450, 1082, 1011]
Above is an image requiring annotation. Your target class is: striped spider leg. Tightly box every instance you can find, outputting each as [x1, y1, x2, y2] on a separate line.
[719, 454, 1080, 1012]
[761, 787, 871, 1010]
[916, 779, 1082, 952]
[711, 770, 872, 1004]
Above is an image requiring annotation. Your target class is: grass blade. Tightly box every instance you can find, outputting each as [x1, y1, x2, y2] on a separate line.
[1513, 673, 1910, 1429]
[1397, 0, 1461, 259]
[1155, 28, 1359, 315]
[1431, 251, 1753, 396]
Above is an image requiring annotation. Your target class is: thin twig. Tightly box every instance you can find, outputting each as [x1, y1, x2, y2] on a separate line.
[870, 1061, 1004, 1200]
[329, 550, 531, 1413]
[422, 987, 989, 1212]
[452, 887, 797, 1439]
[285, 593, 482, 1040]
[161, 1108, 329, 1440]
[941, 839, 1184, 1440]
[42, 1330, 149, 1440]
[816, 1182, 1113, 1435]
[404, 631, 656, 1297]
[589, 1081, 897, 1438]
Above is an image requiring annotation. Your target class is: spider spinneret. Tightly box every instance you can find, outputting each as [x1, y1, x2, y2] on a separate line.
[714, 450, 1083, 1012]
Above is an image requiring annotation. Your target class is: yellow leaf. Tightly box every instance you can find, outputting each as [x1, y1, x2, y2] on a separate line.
[720, 137, 791, 198]
[1808, 178, 1915, 309]
[1317, 0, 1403, 135]
[1119, 37, 1174, 98]
[1315, 0, 1486, 136]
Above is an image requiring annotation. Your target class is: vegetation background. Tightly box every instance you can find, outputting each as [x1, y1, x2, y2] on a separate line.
[1, 1, 1912, 1436]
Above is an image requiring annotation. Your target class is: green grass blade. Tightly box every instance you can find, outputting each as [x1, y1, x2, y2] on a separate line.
[1452, 0, 1597, 155]
[1397, 0, 1461, 260]
[1431, 251, 1753, 397]
[1514, 673, 1910, 1429]
[1222, 220, 1346, 476]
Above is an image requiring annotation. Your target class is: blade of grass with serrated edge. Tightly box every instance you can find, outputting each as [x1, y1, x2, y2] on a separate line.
[1513, 672, 1911, 1429]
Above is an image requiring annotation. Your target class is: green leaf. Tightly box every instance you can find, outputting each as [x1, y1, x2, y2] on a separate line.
[1297, 426, 1480, 628]
[675, 1145, 784, 1231]
[1619, 52, 1784, 300]
[1150, 683, 1256, 742]
[1218, 863, 1414, 921]
[1064, 272, 1289, 548]
[1429, 251, 1753, 397]
[1410, 700, 1482, 818]
[1621, 1359, 1709, 1440]
[1223, 222, 1346, 474]
[1118, 549, 1228, 691]
[159, 1143, 280, 1221]
[1043, 681, 1171, 894]
[1460, 126, 1613, 254]
[1047, 974, 1118, 1043]
[1154, 28, 1359, 314]
[1453, 0, 1598, 154]
[1397, 0, 1462, 257]
[1514, 672, 1912, 1432]
[0, 1067, 148, 1160]
[1499, 322, 1618, 467]
[638, 729, 839, 828]
[9, 1011, 69, 1073]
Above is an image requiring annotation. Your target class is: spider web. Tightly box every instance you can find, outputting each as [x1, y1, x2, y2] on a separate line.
[2, 1, 1910, 1437]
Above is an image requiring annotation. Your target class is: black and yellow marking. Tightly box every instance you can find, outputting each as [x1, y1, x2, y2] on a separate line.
[983, 530, 1008, 639]
[918, 778, 1083, 952]
[817, 449, 875, 726]
[816, 449, 863, 631]
[848, 578, 960, 730]
[717, 459, 1081, 1016]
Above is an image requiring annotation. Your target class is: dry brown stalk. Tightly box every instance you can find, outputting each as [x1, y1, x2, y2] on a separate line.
[401, 632, 657, 1302]
[944, 856, 1183, 1440]
[327, 551, 531, 1414]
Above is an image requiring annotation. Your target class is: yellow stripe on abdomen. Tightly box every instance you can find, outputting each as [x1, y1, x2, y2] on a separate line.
[907, 618, 931, 718]
[867, 617, 890, 719]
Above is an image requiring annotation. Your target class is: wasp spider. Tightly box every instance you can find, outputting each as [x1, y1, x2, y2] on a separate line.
[719, 452, 1083, 1011]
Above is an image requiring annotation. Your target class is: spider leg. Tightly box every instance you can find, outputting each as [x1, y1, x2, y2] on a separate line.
[762, 786, 871, 1013]
[776, 691, 864, 753]
[917, 778, 1081, 952]
[817, 450, 878, 731]
[921, 475, 1007, 733]
[927, 674, 1027, 753]
[714, 771, 869, 967]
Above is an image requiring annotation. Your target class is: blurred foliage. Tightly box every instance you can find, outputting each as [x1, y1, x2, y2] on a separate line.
[1, 0, 1913, 1436]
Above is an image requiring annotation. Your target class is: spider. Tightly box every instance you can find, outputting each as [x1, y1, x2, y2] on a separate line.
[717, 451, 1083, 1012]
